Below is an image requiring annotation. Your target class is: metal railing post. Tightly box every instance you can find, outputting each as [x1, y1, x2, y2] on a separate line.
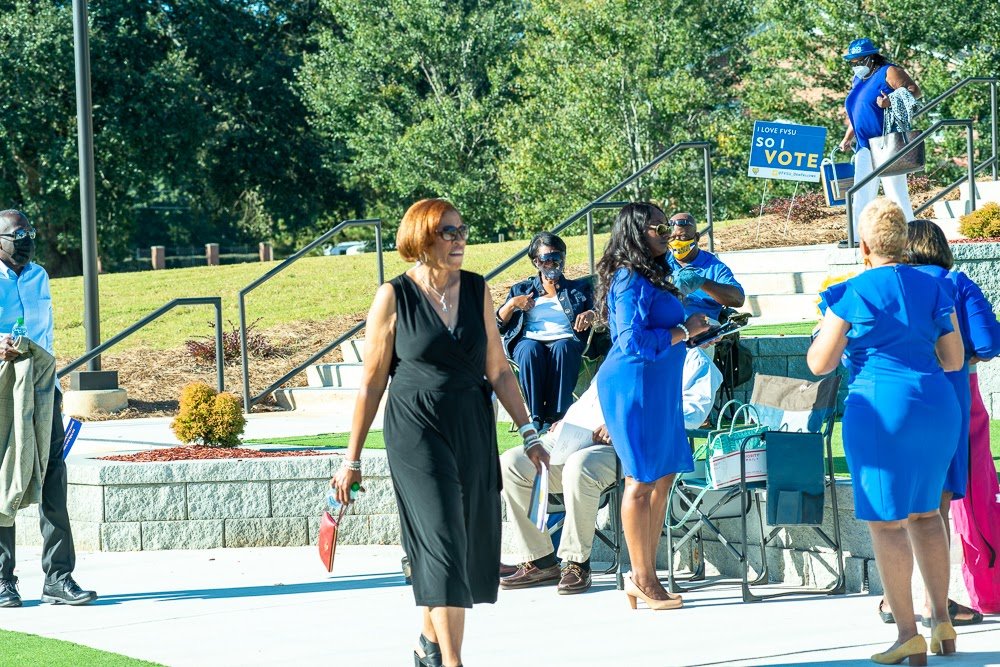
[992, 81, 998, 181]
[703, 145, 715, 253]
[586, 211, 595, 276]
[968, 122, 977, 212]
[239, 293, 251, 412]
[375, 220, 385, 284]
[214, 300, 224, 393]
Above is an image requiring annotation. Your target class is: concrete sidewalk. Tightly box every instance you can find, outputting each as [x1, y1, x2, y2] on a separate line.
[1, 546, 997, 666]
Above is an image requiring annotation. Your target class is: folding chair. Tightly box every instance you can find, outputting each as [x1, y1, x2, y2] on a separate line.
[665, 373, 845, 602]
[546, 456, 625, 590]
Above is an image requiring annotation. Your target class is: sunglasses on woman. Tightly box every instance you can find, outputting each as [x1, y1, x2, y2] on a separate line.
[436, 225, 469, 242]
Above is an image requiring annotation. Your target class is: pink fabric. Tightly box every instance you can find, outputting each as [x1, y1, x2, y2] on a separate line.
[951, 372, 1000, 613]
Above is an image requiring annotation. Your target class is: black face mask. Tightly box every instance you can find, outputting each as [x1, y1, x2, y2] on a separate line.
[10, 238, 35, 265]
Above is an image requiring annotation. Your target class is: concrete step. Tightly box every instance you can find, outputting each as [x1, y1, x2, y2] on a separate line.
[340, 338, 365, 363]
[733, 270, 827, 296]
[959, 179, 1000, 202]
[933, 199, 971, 220]
[736, 293, 820, 323]
[716, 244, 836, 274]
[272, 386, 386, 427]
[306, 363, 365, 388]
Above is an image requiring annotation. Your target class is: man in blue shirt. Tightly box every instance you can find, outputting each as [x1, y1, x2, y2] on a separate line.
[664, 211, 745, 322]
[0, 210, 96, 608]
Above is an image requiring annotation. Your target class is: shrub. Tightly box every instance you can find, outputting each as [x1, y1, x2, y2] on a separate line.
[185, 318, 278, 365]
[171, 382, 246, 448]
[750, 191, 831, 224]
[959, 202, 1000, 239]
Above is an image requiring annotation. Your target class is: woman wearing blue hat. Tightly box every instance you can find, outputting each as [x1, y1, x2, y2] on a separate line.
[837, 38, 922, 244]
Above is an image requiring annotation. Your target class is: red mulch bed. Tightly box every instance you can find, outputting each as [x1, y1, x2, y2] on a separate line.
[100, 446, 338, 462]
[951, 237, 1000, 244]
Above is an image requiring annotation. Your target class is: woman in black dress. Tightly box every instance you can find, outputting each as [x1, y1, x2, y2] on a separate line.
[332, 199, 543, 667]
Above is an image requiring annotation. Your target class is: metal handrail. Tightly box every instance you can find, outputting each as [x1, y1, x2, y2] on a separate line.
[915, 155, 999, 217]
[239, 218, 383, 411]
[845, 119, 975, 247]
[914, 76, 999, 183]
[58, 297, 224, 392]
[485, 141, 714, 281]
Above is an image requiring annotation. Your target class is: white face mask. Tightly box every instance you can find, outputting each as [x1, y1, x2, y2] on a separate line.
[852, 64, 869, 78]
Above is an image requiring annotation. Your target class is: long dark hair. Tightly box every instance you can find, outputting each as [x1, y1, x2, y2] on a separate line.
[595, 202, 679, 319]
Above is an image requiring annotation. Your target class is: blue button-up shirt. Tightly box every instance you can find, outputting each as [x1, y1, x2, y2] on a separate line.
[0, 262, 55, 356]
[666, 250, 744, 321]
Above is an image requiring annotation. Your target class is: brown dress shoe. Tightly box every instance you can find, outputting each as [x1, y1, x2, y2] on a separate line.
[498, 562, 519, 578]
[557, 563, 592, 595]
[499, 562, 560, 589]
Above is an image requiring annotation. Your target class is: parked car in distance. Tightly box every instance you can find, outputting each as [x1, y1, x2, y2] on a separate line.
[323, 241, 368, 256]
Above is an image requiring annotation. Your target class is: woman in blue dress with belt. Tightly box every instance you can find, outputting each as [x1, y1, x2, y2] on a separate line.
[808, 199, 965, 665]
[595, 203, 709, 611]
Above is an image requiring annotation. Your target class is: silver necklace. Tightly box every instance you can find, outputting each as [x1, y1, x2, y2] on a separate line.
[423, 277, 453, 313]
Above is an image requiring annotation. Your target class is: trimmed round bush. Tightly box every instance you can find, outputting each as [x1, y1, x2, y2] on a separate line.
[171, 382, 246, 448]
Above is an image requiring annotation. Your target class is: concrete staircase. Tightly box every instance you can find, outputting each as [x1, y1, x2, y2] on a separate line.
[931, 180, 1000, 240]
[718, 244, 838, 324]
[272, 338, 387, 425]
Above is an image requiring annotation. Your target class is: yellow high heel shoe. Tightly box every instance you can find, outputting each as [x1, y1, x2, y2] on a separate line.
[623, 575, 682, 611]
[930, 621, 957, 656]
[870, 635, 927, 665]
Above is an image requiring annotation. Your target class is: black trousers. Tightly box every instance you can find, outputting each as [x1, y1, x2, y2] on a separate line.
[0, 391, 76, 584]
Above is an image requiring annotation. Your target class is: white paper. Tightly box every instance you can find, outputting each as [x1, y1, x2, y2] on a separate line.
[548, 423, 597, 465]
[527, 463, 549, 531]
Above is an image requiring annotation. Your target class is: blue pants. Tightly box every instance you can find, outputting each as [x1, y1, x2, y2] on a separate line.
[512, 336, 585, 424]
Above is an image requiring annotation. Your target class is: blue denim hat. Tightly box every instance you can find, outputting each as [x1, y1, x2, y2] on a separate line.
[843, 38, 880, 61]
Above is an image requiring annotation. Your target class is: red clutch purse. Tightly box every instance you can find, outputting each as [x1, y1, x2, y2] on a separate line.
[318, 505, 348, 572]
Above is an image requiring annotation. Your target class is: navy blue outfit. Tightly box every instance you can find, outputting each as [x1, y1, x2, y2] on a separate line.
[845, 64, 895, 150]
[912, 265, 1000, 499]
[498, 275, 593, 424]
[597, 269, 692, 483]
[821, 265, 959, 521]
[665, 250, 743, 321]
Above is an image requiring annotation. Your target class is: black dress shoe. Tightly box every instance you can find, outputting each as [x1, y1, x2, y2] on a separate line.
[0, 578, 21, 608]
[41, 577, 97, 606]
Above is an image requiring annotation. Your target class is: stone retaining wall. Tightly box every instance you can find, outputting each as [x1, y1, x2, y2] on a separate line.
[15, 452, 399, 552]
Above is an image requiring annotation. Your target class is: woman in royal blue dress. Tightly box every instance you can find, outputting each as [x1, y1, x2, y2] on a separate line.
[808, 199, 965, 664]
[595, 203, 710, 611]
[871, 219, 1000, 628]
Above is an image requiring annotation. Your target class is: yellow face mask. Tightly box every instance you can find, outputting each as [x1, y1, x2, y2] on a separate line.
[668, 238, 696, 258]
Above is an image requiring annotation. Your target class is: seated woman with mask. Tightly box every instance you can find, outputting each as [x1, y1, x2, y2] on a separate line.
[497, 232, 595, 430]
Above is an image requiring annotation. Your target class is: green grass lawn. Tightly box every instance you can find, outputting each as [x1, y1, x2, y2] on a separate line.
[0, 630, 162, 666]
[250, 420, 1000, 478]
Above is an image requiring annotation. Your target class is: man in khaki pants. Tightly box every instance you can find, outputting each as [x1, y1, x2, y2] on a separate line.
[500, 347, 722, 594]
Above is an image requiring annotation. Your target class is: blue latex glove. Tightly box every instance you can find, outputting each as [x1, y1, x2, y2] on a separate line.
[673, 266, 706, 296]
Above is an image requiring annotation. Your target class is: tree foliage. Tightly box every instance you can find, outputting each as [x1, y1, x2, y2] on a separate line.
[1, 0, 999, 277]
[298, 0, 521, 242]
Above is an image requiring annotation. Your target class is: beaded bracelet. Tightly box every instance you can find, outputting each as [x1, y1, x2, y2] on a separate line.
[341, 458, 362, 471]
[676, 323, 690, 342]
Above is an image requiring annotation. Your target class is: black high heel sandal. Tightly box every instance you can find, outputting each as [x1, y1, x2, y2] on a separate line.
[413, 634, 442, 667]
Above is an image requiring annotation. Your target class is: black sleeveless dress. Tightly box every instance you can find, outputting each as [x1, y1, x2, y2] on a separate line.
[385, 270, 501, 607]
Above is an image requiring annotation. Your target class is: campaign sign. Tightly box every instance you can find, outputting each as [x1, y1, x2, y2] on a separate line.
[748, 121, 828, 183]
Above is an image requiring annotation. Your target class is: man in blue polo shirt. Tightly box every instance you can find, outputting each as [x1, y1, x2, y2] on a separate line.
[0, 209, 96, 608]
[665, 211, 744, 321]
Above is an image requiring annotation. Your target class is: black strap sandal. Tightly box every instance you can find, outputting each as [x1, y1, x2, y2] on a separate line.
[413, 634, 442, 667]
[921, 599, 984, 627]
[878, 599, 895, 624]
